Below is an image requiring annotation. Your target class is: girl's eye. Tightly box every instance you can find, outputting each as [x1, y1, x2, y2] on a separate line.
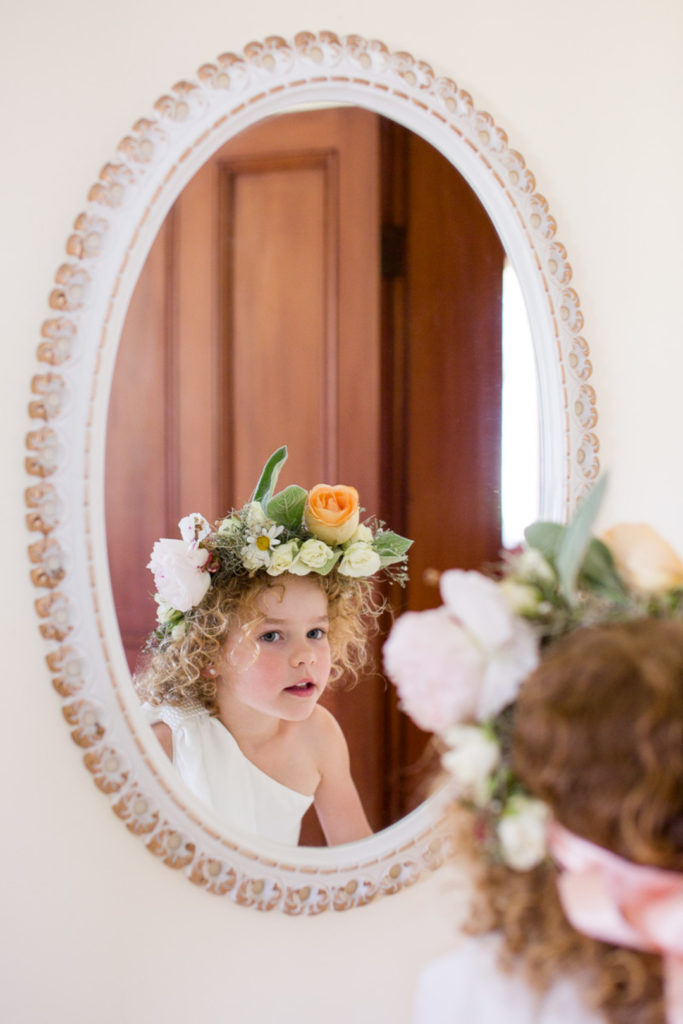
[259, 630, 282, 643]
[307, 627, 327, 640]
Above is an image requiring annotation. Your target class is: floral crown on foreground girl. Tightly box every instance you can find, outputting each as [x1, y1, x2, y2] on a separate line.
[384, 476, 683, 873]
[147, 446, 412, 647]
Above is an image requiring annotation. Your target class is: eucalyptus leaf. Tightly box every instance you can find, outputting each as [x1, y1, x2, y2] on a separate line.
[555, 475, 608, 602]
[373, 531, 413, 560]
[251, 446, 288, 505]
[267, 485, 307, 531]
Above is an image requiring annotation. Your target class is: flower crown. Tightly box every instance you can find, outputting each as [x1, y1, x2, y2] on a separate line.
[147, 446, 412, 647]
[383, 477, 683, 872]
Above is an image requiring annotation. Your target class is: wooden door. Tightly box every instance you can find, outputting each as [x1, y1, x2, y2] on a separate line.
[380, 122, 505, 817]
[106, 108, 504, 842]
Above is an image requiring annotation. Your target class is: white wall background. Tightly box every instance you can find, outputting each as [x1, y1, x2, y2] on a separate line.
[2, 1, 682, 1021]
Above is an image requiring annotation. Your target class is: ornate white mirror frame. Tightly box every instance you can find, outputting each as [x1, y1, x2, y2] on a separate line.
[25, 31, 599, 914]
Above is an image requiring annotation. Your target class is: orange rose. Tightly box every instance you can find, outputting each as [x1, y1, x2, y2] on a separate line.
[602, 523, 683, 593]
[304, 484, 360, 545]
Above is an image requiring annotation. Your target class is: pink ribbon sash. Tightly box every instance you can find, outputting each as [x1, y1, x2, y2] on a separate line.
[548, 823, 683, 1024]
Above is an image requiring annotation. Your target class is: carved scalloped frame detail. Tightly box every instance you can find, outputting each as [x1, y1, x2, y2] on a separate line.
[25, 31, 598, 914]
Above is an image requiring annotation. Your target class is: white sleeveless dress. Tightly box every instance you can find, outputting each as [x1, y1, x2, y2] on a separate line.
[414, 935, 604, 1024]
[144, 701, 314, 845]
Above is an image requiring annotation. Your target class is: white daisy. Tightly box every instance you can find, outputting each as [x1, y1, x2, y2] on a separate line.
[241, 523, 284, 570]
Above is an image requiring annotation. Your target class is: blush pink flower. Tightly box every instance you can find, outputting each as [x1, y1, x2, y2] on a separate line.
[383, 608, 485, 732]
[439, 569, 539, 719]
[147, 538, 211, 612]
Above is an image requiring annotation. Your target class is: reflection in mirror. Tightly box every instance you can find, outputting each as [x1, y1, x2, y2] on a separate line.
[105, 105, 537, 846]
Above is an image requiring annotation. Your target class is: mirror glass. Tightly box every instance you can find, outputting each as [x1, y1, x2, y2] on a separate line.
[105, 104, 537, 846]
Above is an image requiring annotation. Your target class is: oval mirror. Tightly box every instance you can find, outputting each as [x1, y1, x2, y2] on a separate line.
[26, 32, 599, 913]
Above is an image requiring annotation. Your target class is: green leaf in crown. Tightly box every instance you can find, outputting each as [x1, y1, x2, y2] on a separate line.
[251, 445, 288, 506]
[267, 485, 307, 532]
[373, 529, 413, 567]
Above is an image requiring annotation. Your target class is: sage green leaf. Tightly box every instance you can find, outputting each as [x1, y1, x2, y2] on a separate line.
[524, 522, 566, 567]
[374, 530, 413, 566]
[312, 549, 342, 575]
[267, 485, 307, 531]
[579, 537, 629, 601]
[556, 475, 609, 603]
[251, 446, 288, 505]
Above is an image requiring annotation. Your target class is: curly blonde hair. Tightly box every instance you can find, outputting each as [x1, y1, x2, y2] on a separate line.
[135, 569, 382, 716]
[463, 617, 683, 1024]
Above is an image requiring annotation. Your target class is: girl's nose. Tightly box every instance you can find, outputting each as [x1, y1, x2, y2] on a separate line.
[290, 639, 314, 666]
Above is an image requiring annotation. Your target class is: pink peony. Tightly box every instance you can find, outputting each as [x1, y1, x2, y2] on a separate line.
[439, 569, 539, 719]
[147, 538, 211, 612]
[383, 608, 485, 732]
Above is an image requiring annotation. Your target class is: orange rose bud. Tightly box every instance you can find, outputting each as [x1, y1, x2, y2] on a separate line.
[304, 484, 360, 545]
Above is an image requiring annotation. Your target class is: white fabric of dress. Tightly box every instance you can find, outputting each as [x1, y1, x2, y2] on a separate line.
[414, 934, 604, 1024]
[143, 701, 313, 845]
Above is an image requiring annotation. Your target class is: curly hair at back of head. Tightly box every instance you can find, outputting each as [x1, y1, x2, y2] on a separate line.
[134, 569, 382, 716]
[464, 617, 683, 1024]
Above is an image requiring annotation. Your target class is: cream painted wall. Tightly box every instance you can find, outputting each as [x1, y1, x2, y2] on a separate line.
[2, 2, 682, 1022]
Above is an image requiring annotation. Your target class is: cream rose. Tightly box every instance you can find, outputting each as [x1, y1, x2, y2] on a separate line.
[602, 523, 683, 593]
[304, 484, 360, 545]
[497, 796, 549, 871]
[338, 542, 381, 578]
[290, 538, 334, 573]
[441, 725, 501, 807]
[346, 523, 373, 545]
[266, 539, 299, 576]
[498, 579, 543, 616]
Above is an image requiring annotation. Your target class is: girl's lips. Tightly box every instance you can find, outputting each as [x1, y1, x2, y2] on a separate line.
[284, 681, 316, 697]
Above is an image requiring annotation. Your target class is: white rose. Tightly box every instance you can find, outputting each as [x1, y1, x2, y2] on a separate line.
[338, 541, 381, 577]
[441, 725, 501, 806]
[147, 538, 211, 612]
[497, 795, 549, 871]
[267, 540, 299, 576]
[178, 513, 212, 545]
[291, 538, 334, 572]
[346, 523, 374, 546]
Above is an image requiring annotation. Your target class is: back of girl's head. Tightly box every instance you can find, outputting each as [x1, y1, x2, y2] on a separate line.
[135, 569, 379, 714]
[512, 617, 683, 869]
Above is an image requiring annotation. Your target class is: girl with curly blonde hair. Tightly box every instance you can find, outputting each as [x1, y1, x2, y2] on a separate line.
[412, 617, 683, 1024]
[384, 509, 683, 1024]
[136, 447, 410, 847]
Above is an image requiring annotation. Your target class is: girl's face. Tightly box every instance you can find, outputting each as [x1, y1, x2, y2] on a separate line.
[218, 575, 332, 722]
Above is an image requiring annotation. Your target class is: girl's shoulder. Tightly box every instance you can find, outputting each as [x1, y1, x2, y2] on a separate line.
[301, 705, 350, 770]
[304, 704, 345, 744]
